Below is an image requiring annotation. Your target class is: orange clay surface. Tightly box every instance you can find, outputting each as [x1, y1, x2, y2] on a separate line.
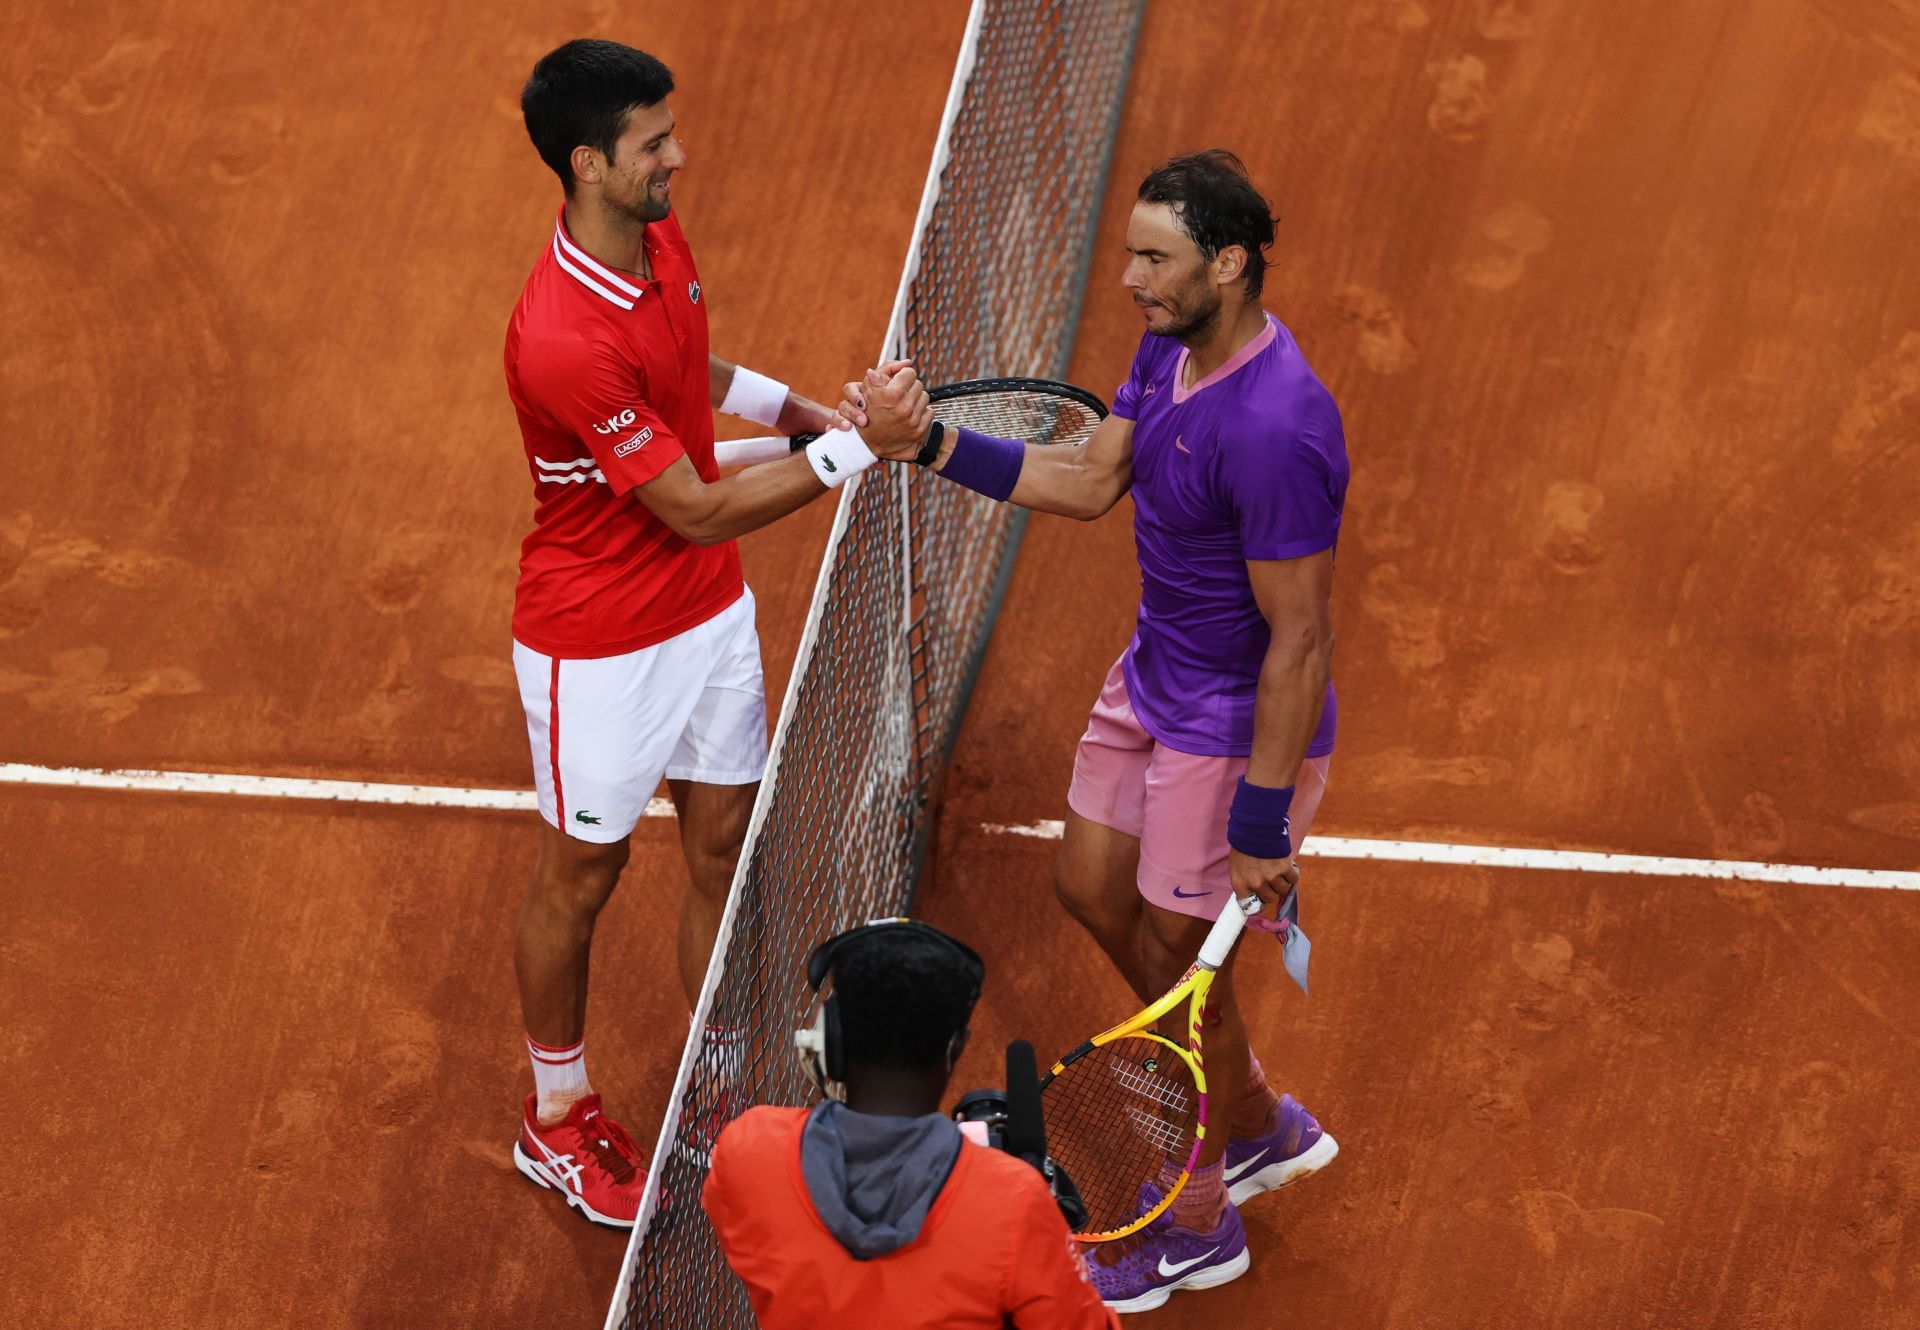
[4, 1, 1919, 1327]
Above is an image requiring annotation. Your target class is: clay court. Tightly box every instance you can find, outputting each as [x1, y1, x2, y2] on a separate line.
[5, 0, 1919, 1326]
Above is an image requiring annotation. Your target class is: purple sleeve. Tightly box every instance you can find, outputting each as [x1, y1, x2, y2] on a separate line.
[1221, 409, 1344, 561]
[1111, 337, 1154, 420]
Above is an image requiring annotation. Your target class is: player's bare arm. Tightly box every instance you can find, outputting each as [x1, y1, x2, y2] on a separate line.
[637, 366, 931, 546]
[1230, 549, 1336, 911]
[838, 366, 1134, 519]
[949, 408, 1133, 519]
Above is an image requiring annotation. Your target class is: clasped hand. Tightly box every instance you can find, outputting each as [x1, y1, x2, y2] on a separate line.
[834, 359, 931, 460]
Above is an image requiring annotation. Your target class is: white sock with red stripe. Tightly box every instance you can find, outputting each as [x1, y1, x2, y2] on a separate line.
[527, 1034, 592, 1126]
[693, 1013, 746, 1085]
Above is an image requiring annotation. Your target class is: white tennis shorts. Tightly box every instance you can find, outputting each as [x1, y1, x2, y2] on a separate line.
[512, 589, 770, 844]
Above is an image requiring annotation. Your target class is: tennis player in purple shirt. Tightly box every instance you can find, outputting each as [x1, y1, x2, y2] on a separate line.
[846, 150, 1346, 1310]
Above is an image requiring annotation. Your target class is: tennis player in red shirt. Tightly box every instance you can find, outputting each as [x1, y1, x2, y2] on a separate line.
[503, 39, 928, 1227]
[704, 921, 1118, 1329]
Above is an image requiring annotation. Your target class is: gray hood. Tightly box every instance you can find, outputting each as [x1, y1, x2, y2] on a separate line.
[799, 1102, 963, 1260]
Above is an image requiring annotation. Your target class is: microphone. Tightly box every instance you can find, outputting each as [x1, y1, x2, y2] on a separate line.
[1003, 1039, 1090, 1231]
[1003, 1040, 1047, 1169]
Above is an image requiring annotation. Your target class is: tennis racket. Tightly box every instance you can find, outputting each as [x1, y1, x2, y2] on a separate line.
[711, 375, 1107, 467]
[1038, 894, 1263, 1243]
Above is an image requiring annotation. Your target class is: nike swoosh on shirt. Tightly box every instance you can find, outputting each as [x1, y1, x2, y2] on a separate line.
[1170, 884, 1213, 899]
[1223, 1147, 1270, 1183]
[1158, 1247, 1222, 1279]
[1174, 436, 1191, 454]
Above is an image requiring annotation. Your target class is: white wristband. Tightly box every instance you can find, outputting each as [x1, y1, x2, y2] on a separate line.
[803, 427, 880, 488]
[721, 367, 790, 428]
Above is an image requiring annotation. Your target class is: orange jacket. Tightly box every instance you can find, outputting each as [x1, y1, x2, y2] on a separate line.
[702, 1106, 1119, 1329]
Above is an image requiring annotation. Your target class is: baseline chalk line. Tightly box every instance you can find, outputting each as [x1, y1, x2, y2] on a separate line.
[7, 764, 1913, 890]
[0, 763, 675, 820]
[981, 821, 1920, 892]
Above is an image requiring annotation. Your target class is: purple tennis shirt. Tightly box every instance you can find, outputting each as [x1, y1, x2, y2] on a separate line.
[1111, 313, 1348, 759]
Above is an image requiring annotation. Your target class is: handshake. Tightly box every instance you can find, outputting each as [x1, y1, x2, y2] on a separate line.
[827, 360, 940, 464]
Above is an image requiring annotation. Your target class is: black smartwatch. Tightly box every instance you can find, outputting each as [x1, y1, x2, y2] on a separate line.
[913, 419, 946, 467]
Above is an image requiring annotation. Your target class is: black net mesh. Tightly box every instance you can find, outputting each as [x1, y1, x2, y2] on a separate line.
[609, 2, 1143, 1324]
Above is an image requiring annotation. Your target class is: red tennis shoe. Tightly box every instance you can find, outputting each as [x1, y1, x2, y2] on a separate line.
[675, 1086, 753, 1169]
[512, 1093, 648, 1228]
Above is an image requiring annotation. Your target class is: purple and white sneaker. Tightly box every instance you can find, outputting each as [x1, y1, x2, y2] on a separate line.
[1091, 1186, 1250, 1314]
[1223, 1093, 1339, 1206]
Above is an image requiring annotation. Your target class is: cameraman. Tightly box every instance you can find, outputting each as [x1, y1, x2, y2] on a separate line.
[702, 920, 1118, 1328]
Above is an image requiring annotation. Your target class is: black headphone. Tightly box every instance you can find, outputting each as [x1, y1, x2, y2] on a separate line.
[794, 917, 985, 1092]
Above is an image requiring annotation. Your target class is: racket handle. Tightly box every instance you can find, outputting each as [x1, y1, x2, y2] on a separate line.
[1198, 895, 1261, 969]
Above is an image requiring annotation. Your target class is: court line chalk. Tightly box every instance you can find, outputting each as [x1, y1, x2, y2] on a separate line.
[7, 763, 1913, 890]
[979, 820, 1920, 892]
[0, 763, 675, 819]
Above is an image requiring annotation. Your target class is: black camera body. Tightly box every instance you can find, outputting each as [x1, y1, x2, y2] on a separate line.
[951, 1086, 1017, 1152]
[952, 1048, 1090, 1232]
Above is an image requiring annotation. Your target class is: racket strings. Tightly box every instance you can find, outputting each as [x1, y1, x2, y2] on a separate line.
[934, 389, 1103, 450]
[1042, 1036, 1200, 1236]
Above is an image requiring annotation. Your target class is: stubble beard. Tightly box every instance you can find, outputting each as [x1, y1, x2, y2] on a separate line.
[610, 169, 671, 226]
[624, 188, 670, 226]
[1149, 284, 1223, 344]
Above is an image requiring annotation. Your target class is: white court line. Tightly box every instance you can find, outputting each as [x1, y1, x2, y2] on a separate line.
[5, 763, 1914, 891]
[981, 820, 1920, 892]
[0, 763, 674, 819]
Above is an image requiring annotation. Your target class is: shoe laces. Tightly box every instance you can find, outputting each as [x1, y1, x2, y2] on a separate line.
[580, 1115, 642, 1184]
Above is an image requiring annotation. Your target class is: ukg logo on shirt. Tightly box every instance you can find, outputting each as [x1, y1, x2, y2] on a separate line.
[593, 408, 638, 435]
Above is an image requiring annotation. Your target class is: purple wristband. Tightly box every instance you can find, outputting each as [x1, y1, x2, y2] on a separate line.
[1227, 778, 1294, 859]
[935, 426, 1024, 502]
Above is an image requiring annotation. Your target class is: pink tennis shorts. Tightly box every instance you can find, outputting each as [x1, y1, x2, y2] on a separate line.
[1066, 656, 1331, 920]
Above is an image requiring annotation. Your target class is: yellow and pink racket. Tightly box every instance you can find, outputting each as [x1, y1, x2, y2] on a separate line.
[1038, 895, 1262, 1242]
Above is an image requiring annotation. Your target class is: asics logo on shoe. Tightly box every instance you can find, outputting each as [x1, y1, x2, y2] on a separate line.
[526, 1136, 587, 1193]
[1157, 1247, 1222, 1278]
[1223, 1147, 1269, 1183]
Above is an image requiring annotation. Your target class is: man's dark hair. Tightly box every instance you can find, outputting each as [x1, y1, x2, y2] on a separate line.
[521, 39, 675, 192]
[1137, 149, 1278, 296]
[832, 929, 978, 1072]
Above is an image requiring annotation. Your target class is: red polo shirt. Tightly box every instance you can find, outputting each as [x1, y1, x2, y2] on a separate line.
[504, 207, 743, 658]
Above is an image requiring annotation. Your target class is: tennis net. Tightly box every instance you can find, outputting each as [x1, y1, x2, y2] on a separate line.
[607, 1, 1143, 1324]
